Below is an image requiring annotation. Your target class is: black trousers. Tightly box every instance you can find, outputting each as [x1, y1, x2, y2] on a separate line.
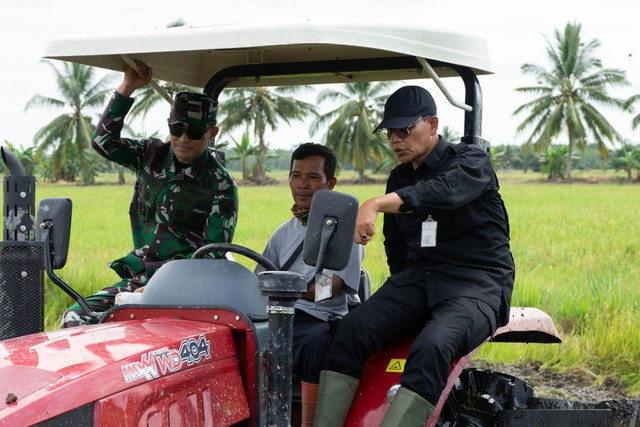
[322, 279, 497, 405]
[293, 309, 333, 383]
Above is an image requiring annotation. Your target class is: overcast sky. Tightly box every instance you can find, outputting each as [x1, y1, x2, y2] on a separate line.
[1, 0, 639, 151]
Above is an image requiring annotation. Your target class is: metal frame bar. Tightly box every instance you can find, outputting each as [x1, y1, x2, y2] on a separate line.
[416, 57, 472, 112]
[452, 65, 483, 141]
[121, 55, 174, 106]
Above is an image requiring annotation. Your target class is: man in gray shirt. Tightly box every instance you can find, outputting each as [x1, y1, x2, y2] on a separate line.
[255, 143, 363, 426]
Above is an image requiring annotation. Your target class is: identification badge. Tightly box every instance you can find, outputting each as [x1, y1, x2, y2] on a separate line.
[315, 273, 332, 302]
[421, 215, 437, 247]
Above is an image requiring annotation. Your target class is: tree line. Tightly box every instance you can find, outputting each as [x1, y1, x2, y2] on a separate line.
[3, 21, 639, 184]
[220, 141, 640, 183]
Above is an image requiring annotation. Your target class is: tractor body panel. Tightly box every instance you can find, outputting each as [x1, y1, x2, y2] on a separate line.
[0, 315, 250, 425]
[344, 306, 561, 427]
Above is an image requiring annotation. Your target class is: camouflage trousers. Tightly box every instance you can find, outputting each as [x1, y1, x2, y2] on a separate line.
[60, 278, 143, 328]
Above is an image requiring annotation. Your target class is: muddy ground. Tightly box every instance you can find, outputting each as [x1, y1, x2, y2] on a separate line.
[469, 360, 631, 401]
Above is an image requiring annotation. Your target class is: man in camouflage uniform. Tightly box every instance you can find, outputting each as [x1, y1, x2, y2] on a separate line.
[61, 61, 238, 328]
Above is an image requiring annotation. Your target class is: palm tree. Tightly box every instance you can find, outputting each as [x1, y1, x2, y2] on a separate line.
[374, 142, 399, 175]
[228, 131, 258, 181]
[440, 125, 461, 143]
[610, 142, 640, 182]
[538, 145, 580, 180]
[310, 82, 391, 182]
[490, 144, 523, 170]
[127, 82, 198, 123]
[25, 60, 114, 183]
[513, 22, 629, 179]
[126, 20, 198, 123]
[1, 141, 36, 176]
[219, 87, 317, 183]
[625, 94, 640, 130]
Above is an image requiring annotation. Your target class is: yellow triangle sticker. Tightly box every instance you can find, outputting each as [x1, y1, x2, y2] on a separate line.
[386, 359, 406, 373]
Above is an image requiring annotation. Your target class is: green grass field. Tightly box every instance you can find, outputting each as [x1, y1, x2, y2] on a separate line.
[3, 171, 639, 395]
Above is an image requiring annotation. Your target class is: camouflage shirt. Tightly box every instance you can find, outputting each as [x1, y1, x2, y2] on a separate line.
[91, 91, 238, 283]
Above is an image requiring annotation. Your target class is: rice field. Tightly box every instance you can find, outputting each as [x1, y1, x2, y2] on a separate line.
[2, 170, 639, 395]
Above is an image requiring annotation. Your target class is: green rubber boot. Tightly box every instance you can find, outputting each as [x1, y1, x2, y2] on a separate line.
[379, 386, 435, 427]
[313, 370, 360, 427]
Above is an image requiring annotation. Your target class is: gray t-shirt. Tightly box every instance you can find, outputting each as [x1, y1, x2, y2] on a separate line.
[256, 217, 364, 321]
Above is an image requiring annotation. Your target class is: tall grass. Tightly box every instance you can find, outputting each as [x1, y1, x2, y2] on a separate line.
[1, 174, 638, 395]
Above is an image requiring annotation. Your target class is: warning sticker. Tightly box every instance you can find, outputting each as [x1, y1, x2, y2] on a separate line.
[386, 359, 406, 373]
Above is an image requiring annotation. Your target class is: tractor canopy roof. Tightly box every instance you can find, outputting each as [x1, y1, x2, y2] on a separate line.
[44, 20, 492, 89]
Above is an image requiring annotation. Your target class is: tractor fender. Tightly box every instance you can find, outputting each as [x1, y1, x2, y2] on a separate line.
[343, 307, 560, 426]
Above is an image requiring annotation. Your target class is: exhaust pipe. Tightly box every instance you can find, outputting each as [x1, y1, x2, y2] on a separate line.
[1, 145, 35, 241]
[1, 146, 26, 177]
[0, 145, 44, 339]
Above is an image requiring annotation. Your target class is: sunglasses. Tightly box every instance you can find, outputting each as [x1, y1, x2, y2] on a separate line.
[382, 116, 431, 140]
[168, 123, 208, 140]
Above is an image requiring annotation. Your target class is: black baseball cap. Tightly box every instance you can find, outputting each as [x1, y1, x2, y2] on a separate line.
[373, 86, 437, 133]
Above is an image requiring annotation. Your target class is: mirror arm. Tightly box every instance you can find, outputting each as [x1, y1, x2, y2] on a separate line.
[40, 222, 101, 320]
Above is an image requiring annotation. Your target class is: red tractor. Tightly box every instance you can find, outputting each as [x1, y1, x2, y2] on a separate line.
[1, 22, 636, 426]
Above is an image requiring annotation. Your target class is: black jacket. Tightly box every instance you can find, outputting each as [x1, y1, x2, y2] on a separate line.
[383, 138, 514, 326]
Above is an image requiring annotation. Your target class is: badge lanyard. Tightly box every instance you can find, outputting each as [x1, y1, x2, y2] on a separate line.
[421, 215, 437, 247]
[315, 273, 332, 302]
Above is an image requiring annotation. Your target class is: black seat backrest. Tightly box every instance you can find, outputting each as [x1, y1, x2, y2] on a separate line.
[358, 268, 371, 302]
[348, 268, 371, 311]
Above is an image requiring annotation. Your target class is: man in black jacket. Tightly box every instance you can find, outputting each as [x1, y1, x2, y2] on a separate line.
[314, 86, 514, 426]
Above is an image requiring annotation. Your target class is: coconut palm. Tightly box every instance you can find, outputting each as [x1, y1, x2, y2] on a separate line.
[310, 82, 391, 182]
[126, 20, 197, 123]
[126, 81, 198, 123]
[625, 94, 640, 130]
[538, 145, 580, 180]
[490, 145, 524, 170]
[513, 22, 629, 179]
[440, 125, 461, 144]
[218, 87, 317, 183]
[228, 131, 258, 181]
[25, 60, 114, 183]
[610, 142, 640, 182]
[1, 141, 36, 176]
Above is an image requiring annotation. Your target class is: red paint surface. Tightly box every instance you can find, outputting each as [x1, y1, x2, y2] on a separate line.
[344, 306, 555, 426]
[0, 304, 555, 425]
[94, 358, 249, 426]
[106, 307, 261, 425]
[0, 311, 249, 425]
[343, 335, 476, 427]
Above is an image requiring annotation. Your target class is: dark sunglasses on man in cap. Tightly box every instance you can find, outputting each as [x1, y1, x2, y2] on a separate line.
[168, 123, 209, 140]
[381, 116, 432, 140]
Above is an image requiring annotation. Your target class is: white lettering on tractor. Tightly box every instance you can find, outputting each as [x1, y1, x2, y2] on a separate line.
[120, 335, 212, 383]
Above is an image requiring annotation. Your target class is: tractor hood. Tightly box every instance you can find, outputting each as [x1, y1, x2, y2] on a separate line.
[0, 317, 239, 424]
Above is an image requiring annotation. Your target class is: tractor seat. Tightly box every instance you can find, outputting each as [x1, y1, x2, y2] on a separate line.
[491, 307, 562, 343]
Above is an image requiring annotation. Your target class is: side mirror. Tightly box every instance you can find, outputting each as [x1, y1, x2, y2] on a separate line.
[303, 190, 358, 272]
[35, 198, 72, 269]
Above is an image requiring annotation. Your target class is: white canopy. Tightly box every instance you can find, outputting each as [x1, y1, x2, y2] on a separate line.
[44, 20, 492, 89]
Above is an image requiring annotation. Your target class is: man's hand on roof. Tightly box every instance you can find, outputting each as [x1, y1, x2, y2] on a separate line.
[117, 60, 153, 97]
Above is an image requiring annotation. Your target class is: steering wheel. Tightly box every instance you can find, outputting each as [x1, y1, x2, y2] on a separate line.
[193, 243, 278, 272]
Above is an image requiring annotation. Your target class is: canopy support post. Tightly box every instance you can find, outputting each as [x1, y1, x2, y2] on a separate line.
[416, 57, 472, 112]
